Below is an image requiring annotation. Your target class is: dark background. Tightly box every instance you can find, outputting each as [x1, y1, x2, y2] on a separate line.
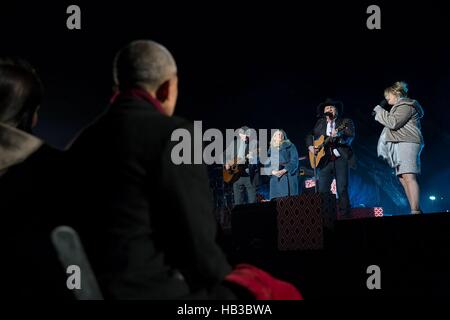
[1, 1, 449, 214]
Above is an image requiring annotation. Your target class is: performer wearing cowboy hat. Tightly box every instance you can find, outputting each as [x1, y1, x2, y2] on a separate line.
[305, 98, 356, 217]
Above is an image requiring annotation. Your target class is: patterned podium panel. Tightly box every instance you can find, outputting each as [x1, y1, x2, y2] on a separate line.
[276, 193, 336, 251]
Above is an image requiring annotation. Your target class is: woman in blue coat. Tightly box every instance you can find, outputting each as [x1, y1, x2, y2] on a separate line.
[268, 129, 299, 200]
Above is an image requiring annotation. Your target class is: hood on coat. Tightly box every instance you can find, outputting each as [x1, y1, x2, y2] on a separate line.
[397, 98, 424, 118]
[0, 122, 43, 172]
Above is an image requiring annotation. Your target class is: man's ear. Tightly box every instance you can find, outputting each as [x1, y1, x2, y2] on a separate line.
[156, 80, 170, 102]
[31, 111, 39, 128]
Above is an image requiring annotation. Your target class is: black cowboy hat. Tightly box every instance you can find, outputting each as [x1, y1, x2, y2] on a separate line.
[316, 98, 344, 117]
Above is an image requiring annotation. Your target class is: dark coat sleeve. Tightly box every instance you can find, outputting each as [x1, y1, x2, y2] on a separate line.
[339, 118, 355, 146]
[305, 119, 322, 148]
[158, 123, 232, 292]
[284, 144, 299, 175]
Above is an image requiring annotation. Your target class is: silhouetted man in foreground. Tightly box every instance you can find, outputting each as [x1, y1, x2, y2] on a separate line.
[68, 40, 235, 299]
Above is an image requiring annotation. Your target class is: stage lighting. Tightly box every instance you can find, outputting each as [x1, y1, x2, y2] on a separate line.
[429, 196, 436, 201]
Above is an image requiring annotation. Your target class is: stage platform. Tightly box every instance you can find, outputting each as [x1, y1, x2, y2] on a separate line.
[224, 200, 450, 297]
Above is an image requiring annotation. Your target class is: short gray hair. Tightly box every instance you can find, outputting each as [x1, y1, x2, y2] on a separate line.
[113, 40, 177, 90]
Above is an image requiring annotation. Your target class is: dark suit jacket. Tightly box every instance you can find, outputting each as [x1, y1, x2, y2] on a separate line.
[305, 117, 356, 168]
[228, 138, 259, 184]
[67, 96, 233, 299]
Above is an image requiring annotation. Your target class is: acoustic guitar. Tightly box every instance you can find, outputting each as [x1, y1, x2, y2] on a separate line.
[223, 158, 245, 184]
[223, 149, 258, 184]
[309, 121, 348, 169]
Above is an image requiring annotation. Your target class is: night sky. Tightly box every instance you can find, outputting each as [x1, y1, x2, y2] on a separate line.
[1, 1, 449, 213]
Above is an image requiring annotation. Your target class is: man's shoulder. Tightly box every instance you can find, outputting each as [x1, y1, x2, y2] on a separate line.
[114, 98, 193, 131]
[138, 114, 194, 142]
[161, 114, 192, 130]
[76, 101, 193, 142]
[314, 118, 325, 126]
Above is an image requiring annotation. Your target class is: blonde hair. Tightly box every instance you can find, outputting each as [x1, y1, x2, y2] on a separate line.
[384, 81, 409, 98]
[270, 129, 290, 148]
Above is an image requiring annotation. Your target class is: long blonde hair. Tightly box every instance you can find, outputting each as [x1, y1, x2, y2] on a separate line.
[270, 129, 290, 149]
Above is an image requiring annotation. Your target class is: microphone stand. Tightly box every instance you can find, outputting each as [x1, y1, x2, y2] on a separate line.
[313, 153, 318, 193]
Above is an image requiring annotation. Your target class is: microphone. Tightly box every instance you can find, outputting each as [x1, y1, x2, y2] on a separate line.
[324, 112, 334, 119]
[373, 99, 389, 116]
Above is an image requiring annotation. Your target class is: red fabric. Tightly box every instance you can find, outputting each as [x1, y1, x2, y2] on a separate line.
[110, 87, 165, 115]
[225, 263, 303, 300]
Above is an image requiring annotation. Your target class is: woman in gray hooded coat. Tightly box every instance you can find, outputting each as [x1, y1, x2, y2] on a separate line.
[373, 81, 424, 215]
[0, 57, 71, 299]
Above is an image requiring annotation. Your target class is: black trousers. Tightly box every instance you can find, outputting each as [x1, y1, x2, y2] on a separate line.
[233, 176, 256, 205]
[318, 156, 351, 214]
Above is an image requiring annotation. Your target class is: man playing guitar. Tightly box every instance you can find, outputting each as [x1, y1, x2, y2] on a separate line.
[224, 126, 258, 205]
[306, 99, 355, 217]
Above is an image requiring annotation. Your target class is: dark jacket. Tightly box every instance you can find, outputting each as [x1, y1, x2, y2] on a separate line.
[67, 95, 233, 299]
[0, 123, 71, 299]
[305, 117, 356, 168]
